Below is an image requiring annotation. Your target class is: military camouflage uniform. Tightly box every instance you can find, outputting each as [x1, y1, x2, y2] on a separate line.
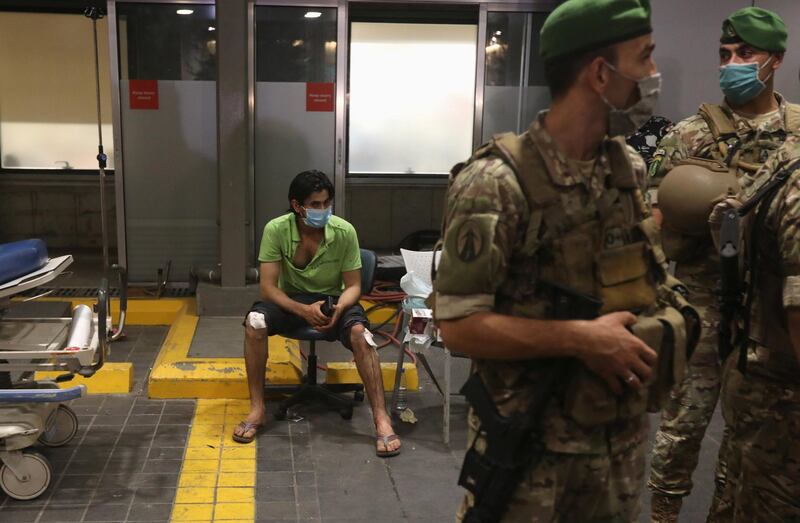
[436, 114, 672, 523]
[708, 135, 800, 522]
[647, 94, 799, 505]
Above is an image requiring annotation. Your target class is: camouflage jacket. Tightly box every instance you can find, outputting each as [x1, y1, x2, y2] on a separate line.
[737, 135, 800, 383]
[649, 92, 800, 190]
[434, 114, 659, 455]
[651, 93, 800, 304]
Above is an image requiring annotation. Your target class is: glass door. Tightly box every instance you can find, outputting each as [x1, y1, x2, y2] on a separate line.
[482, 10, 549, 141]
[253, 5, 338, 247]
[116, 2, 218, 282]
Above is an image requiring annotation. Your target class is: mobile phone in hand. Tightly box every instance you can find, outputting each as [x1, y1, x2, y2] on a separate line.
[321, 296, 335, 317]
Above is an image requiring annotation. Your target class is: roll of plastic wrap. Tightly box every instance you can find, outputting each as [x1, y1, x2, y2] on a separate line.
[65, 304, 93, 350]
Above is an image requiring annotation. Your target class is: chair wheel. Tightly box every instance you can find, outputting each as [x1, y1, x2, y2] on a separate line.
[354, 390, 364, 402]
[340, 407, 353, 420]
[274, 407, 287, 421]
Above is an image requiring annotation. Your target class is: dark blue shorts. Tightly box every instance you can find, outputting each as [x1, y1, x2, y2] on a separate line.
[245, 293, 368, 350]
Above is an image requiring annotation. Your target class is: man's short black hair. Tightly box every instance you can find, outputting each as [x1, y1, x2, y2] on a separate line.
[288, 170, 334, 213]
[544, 45, 617, 100]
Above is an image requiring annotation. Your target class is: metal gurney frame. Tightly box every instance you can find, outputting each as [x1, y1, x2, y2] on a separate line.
[0, 254, 124, 500]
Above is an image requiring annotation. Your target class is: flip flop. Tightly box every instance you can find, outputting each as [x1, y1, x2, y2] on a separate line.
[376, 434, 401, 458]
[232, 421, 263, 444]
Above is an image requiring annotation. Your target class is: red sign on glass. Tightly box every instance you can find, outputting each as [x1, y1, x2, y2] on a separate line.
[130, 80, 159, 110]
[306, 82, 334, 112]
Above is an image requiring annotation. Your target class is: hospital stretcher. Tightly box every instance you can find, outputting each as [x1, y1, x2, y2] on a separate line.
[0, 240, 126, 500]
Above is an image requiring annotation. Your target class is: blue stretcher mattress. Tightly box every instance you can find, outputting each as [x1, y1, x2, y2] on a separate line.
[0, 239, 48, 285]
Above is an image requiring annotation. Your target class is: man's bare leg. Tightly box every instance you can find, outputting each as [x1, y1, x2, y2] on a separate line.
[234, 321, 269, 440]
[350, 323, 401, 454]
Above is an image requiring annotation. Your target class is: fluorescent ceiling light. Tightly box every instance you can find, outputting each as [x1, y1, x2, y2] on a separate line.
[305, 11, 322, 19]
[176, 9, 194, 15]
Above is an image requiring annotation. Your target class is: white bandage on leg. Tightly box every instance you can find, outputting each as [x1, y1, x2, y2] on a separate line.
[363, 328, 378, 348]
[247, 311, 266, 330]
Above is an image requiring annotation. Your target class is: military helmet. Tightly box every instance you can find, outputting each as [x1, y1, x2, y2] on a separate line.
[658, 159, 739, 236]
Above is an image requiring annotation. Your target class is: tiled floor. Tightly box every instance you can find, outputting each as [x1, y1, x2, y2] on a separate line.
[0, 319, 727, 522]
[0, 326, 193, 522]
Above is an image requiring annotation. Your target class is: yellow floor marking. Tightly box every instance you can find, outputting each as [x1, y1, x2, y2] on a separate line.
[32, 297, 189, 325]
[145, 297, 417, 399]
[35, 362, 133, 394]
[215, 488, 254, 503]
[172, 399, 257, 523]
[178, 473, 218, 488]
[175, 487, 216, 504]
[171, 503, 214, 521]
[214, 503, 255, 520]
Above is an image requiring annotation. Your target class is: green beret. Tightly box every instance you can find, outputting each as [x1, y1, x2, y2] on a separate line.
[721, 7, 787, 52]
[540, 0, 652, 63]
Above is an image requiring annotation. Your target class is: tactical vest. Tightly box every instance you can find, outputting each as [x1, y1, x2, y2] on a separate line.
[661, 102, 800, 261]
[439, 130, 692, 427]
[697, 102, 800, 173]
[742, 168, 800, 381]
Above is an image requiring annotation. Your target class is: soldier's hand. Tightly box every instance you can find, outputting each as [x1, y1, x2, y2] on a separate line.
[581, 311, 657, 395]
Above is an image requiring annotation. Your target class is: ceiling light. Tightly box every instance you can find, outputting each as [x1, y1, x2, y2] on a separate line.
[494, 31, 502, 36]
[305, 11, 322, 19]
[208, 26, 215, 31]
[176, 9, 194, 15]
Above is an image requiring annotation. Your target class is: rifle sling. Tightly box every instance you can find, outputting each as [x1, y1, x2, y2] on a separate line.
[738, 159, 800, 372]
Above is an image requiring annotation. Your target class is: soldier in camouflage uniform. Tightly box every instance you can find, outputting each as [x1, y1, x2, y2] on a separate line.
[647, 8, 800, 521]
[706, 133, 800, 522]
[433, 1, 696, 521]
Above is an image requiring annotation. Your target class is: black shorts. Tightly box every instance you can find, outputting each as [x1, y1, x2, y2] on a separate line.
[245, 294, 369, 350]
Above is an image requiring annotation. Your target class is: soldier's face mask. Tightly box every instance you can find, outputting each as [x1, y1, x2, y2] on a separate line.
[600, 62, 662, 137]
[302, 206, 332, 228]
[719, 56, 773, 106]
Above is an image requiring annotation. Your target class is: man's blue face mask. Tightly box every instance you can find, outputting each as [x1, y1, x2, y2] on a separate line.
[719, 56, 773, 106]
[302, 206, 332, 228]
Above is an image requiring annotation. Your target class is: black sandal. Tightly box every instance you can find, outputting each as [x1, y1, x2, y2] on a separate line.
[232, 421, 263, 444]
[376, 434, 401, 458]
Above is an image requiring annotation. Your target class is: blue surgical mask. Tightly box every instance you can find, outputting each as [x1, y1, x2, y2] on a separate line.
[719, 57, 773, 106]
[302, 206, 332, 228]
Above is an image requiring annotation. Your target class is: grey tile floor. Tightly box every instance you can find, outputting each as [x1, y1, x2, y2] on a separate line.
[0, 326, 191, 522]
[0, 318, 726, 522]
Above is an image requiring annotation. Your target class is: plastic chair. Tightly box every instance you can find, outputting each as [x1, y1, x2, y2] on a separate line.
[271, 249, 376, 421]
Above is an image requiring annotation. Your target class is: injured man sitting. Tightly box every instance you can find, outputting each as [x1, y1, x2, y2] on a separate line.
[234, 170, 401, 457]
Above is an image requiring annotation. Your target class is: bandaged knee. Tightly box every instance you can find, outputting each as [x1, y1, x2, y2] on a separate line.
[247, 311, 267, 330]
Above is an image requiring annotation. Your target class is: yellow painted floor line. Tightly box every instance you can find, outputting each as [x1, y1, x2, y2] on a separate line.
[146, 298, 415, 399]
[148, 301, 303, 399]
[33, 296, 191, 325]
[25, 296, 417, 399]
[172, 399, 256, 522]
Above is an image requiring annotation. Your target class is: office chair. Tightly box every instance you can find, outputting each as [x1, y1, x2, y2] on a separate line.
[271, 249, 376, 420]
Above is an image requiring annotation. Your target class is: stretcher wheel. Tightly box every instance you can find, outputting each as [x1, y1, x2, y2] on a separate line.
[339, 407, 353, 420]
[354, 390, 364, 402]
[274, 407, 287, 421]
[0, 452, 52, 500]
[38, 405, 79, 447]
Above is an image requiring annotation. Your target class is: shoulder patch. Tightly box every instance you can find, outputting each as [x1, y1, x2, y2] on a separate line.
[456, 219, 484, 262]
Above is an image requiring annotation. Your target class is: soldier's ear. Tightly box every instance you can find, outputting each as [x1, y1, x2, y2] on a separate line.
[585, 56, 612, 96]
[770, 52, 784, 71]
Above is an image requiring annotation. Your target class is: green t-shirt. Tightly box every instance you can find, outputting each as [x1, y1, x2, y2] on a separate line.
[258, 213, 361, 296]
